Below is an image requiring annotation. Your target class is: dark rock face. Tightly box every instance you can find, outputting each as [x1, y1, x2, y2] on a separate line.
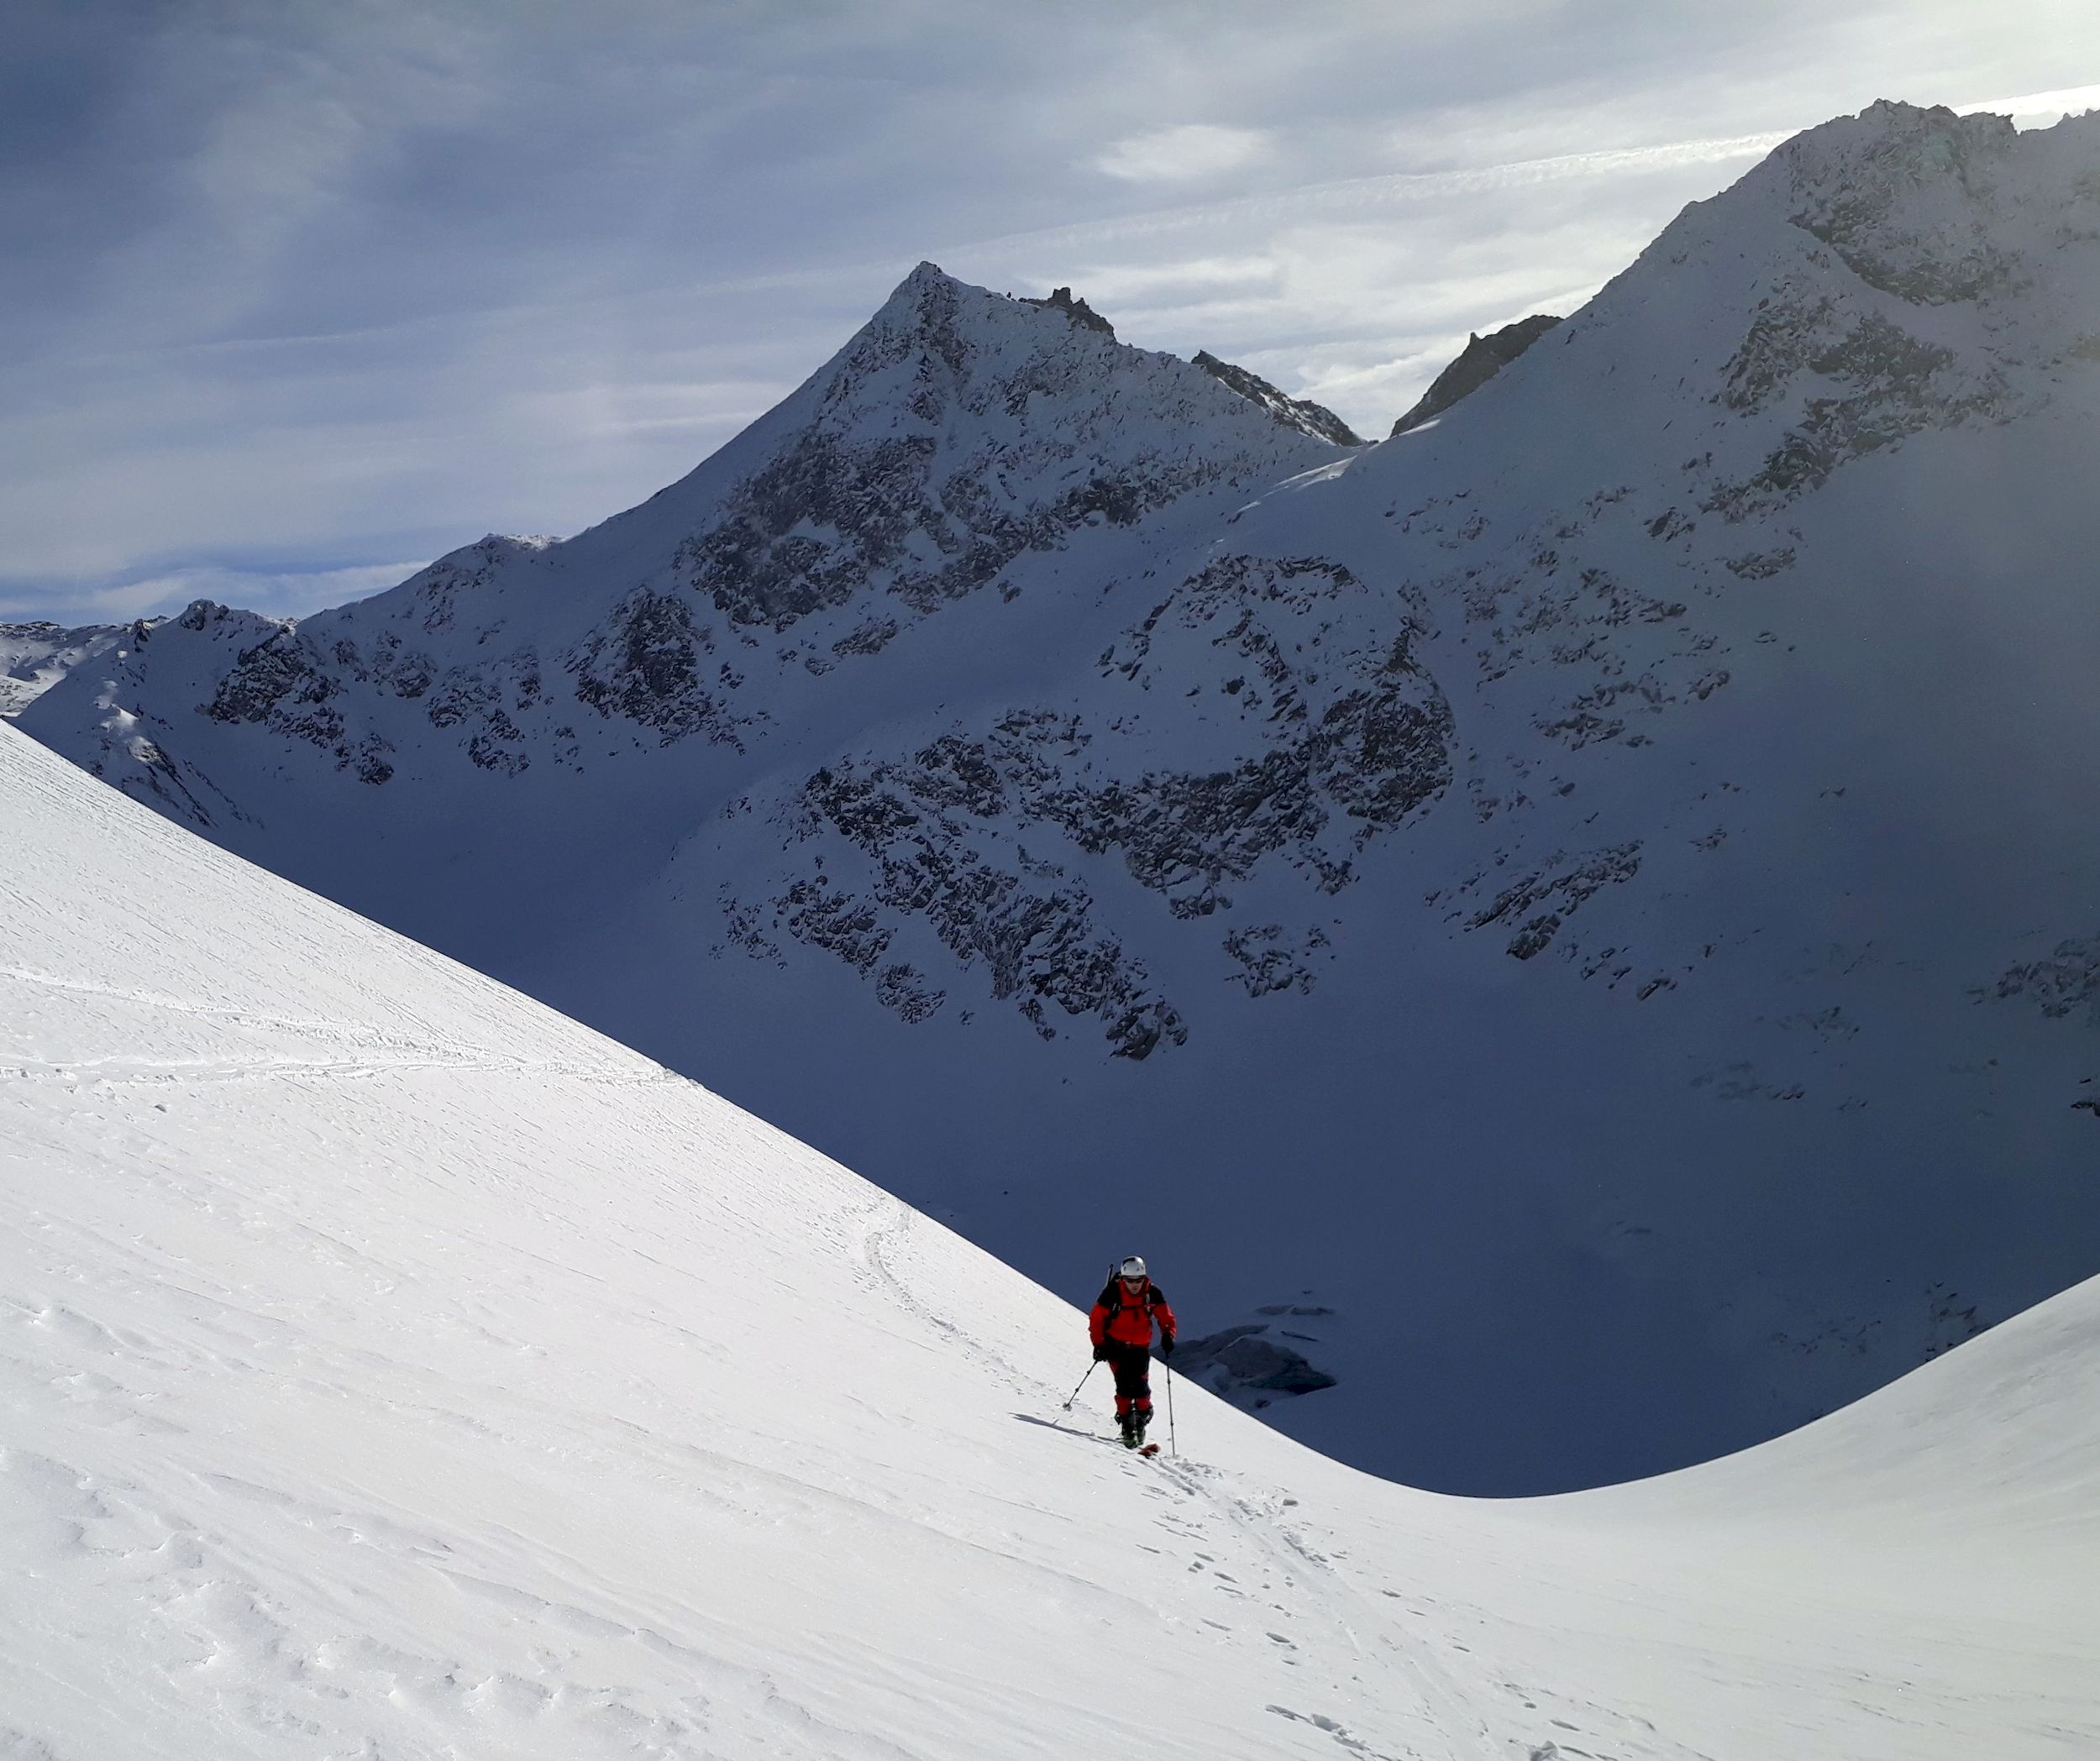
[720, 552, 1454, 1049]
[206, 626, 344, 755]
[1978, 935, 2100, 1021]
[682, 433, 940, 629]
[683, 431, 1205, 633]
[1466, 843, 1645, 961]
[1191, 352, 1364, 446]
[184, 540, 572, 783]
[1391, 315, 1563, 436]
[741, 731, 1190, 1059]
[205, 612, 530, 782]
[566, 589, 749, 749]
[1710, 302, 2006, 518]
[1223, 924, 1330, 996]
[1097, 555, 1454, 892]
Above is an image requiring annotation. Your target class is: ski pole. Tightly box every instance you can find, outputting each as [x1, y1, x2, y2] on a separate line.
[1164, 1361, 1177, 1457]
[1061, 1361, 1098, 1411]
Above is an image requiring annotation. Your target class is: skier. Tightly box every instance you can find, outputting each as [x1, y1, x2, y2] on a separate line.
[1089, 1255, 1177, 1449]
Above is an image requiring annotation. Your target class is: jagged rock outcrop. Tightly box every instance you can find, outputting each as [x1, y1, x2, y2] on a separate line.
[716, 552, 1452, 1049]
[1390, 314, 1562, 435]
[1192, 351, 1364, 446]
[681, 266, 1323, 634]
[1019, 285, 1116, 337]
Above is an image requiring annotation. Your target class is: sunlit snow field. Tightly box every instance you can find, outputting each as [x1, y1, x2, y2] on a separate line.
[3, 719, 2094, 1758]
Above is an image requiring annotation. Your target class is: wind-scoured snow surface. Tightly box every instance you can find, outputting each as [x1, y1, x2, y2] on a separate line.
[23, 101, 2100, 1494]
[3, 720, 2096, 1758]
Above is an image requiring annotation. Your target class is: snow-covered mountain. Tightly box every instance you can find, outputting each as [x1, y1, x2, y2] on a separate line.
[0, 619, 125, 717]
[4, 717, 2095, 1759]
[24, 101, 2100, 1494]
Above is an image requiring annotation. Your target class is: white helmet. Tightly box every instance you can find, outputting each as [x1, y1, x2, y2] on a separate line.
[1118, 1255, 1147, 1280]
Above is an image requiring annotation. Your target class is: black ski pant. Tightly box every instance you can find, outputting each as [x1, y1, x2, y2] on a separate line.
[1105, 1343, 1152, 1418]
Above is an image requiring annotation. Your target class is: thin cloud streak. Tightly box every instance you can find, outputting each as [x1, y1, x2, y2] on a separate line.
[33, 82, 2089, 401]
[1095, 123, 1274, 182]
[1957, 82, 2100, 121]
[943, 130, 1793, 264]
[16, 262, 906, 376]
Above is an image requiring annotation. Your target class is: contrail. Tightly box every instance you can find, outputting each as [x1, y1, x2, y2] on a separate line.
[1957, 81, 2100, 119]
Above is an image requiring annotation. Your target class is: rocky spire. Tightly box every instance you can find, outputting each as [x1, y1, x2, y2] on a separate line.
[1021, 285, 1116, 338]
[1390, 314, 1562, 436]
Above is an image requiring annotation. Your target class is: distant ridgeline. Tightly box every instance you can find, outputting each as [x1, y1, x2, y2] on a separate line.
[2, 621, 125, 718]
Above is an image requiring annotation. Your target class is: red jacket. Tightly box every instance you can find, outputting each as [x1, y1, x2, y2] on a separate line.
[1089, 1278, 1177, 1349]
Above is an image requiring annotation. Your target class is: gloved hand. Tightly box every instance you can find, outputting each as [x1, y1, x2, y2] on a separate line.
[1158, 1333, 1175, 1357]
[1092, 1343, 1111, 1363]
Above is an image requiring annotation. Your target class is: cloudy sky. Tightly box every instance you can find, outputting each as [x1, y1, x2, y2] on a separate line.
[7, 1, 2098, 625]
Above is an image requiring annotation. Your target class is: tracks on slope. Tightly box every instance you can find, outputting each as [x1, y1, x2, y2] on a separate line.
[1, 963, 670, 1091]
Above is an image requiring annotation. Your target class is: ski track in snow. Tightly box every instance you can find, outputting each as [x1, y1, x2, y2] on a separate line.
[5, 724, 2098, 1758]
[1, 963, 664, 1089]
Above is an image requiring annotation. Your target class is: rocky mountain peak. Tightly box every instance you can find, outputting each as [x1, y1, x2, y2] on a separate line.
[658, 265, 1345, 637]
[823, 265, 1126, 414]
[874, 259, 967, 320]
[858, 265, 1115, 364]
[1746, 100, 2031, 305]
[1777, 99, 2020, 201]
[1389, 314, 1562, 436]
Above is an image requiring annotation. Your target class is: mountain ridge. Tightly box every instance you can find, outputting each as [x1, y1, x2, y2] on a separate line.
[1, 618, 126, 718]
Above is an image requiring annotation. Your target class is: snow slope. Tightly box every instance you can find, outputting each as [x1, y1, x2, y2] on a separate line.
[22, 102, 2100, 1495]
[3, 717, 2096, 1759]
